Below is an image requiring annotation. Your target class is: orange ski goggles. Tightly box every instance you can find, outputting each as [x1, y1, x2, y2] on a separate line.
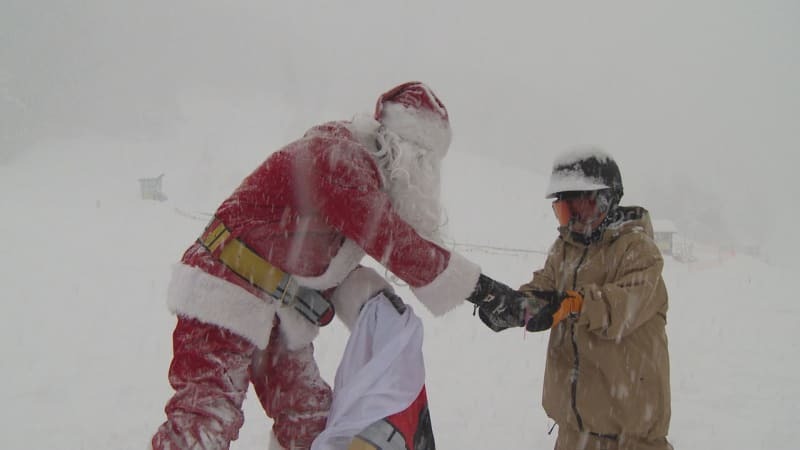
[551, 192, 599, 227]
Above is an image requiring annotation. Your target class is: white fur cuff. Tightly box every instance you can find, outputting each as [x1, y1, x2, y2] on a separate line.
[411, 252, 481, 316]
[330, 266, 394, 329]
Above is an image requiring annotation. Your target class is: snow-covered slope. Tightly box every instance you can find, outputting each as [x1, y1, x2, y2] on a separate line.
[1, 135, 797, 449]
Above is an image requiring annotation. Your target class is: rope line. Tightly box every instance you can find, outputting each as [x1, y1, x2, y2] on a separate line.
[448, 241, 548, 255]
[171, 207, 547, 256]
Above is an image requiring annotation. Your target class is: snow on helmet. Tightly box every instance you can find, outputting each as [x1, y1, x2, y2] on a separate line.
[545, 147, 624, 202]
[374, 81, 452, 159]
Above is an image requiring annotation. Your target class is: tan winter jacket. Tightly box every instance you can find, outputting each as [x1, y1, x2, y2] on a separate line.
[520, 207, 670, 442]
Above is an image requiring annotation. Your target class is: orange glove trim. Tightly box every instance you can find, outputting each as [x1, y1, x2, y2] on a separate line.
[551, 290, 584, 328]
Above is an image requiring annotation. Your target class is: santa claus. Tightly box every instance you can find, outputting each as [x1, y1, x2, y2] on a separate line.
[150, 82, 529, 450]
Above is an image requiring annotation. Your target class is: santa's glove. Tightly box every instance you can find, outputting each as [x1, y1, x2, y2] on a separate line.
[524, 290, 584, 331]
[467, 274, 528, 332]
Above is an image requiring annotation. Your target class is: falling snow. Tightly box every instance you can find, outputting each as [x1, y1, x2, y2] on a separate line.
[1, 137, 798, 449]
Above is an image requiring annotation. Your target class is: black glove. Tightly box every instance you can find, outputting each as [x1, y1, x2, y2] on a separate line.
[523, 290, 568, 332]
[467, 274, 527, 332]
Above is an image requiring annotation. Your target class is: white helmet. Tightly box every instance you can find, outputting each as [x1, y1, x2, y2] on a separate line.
[545, 148, 624, 205]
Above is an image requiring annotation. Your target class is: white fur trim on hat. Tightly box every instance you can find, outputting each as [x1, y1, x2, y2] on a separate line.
[166, 264, 277, 349]
[330, 266, 394, 330]
[379, 102, 452, 160]
[293, 239, 365, 290]
[411, 251, 481, 316]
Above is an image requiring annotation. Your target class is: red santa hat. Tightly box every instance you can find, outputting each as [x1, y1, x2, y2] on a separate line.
[374, 81, 452, 158]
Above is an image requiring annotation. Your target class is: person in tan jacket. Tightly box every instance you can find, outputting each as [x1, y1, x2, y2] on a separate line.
[518, 149, 673, 450]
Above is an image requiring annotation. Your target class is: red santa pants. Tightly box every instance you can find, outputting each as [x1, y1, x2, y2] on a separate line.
[151, 317, 332, 450]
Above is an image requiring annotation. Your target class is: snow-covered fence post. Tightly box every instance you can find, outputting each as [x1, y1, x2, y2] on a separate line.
[138, 174, 167, 201]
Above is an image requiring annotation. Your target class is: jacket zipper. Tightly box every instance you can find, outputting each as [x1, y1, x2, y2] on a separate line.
[570, 245, 589, 431]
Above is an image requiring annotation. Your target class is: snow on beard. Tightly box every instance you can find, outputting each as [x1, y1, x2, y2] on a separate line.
[375, 126, 445, 244]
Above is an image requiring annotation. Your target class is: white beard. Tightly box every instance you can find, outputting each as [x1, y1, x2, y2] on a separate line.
[375, 127, 446, 244]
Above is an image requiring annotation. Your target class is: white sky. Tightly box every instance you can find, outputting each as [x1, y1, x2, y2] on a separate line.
[2, 0, 799, 260]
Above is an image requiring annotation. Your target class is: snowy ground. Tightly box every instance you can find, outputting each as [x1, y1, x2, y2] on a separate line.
[2, 135, 797, 449]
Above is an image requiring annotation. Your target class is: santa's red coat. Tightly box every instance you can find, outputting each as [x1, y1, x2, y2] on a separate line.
[168, 119, 480, 350]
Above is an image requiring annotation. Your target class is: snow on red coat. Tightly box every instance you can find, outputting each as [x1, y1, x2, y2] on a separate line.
[167, 119, 481, 349]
